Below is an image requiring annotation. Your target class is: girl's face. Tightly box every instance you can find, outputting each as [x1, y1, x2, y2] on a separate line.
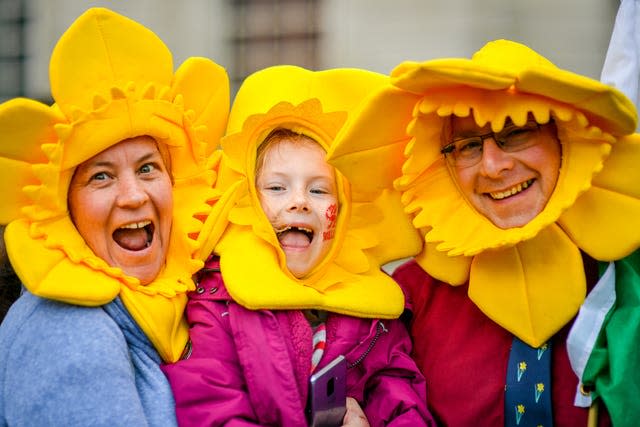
[256, 137, 339, 278]
[68, 136, 173, 285]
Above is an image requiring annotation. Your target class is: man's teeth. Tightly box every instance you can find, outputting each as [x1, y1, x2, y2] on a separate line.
[119, 220, 151, 230]
[489, 180, 532, 200]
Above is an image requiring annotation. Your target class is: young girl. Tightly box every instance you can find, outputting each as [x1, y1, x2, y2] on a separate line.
[162, 65, 434, 426]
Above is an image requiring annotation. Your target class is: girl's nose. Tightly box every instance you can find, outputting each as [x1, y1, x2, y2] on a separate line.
[287, 189, 310, 212]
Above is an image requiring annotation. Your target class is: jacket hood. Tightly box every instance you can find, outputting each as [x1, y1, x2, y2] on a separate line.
[208, 65, 422, 319]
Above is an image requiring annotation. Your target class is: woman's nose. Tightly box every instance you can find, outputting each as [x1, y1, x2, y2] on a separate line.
[116, 177, 149, 208]
[478, 138, 514, 178]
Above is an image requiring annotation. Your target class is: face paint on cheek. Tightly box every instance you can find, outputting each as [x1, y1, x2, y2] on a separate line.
[325, 204, 337, 229]
[323, 203, 338, 241]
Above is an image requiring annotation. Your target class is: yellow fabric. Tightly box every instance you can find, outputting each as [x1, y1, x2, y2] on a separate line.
[209, 65, 422, 318]
[328, 40, 640, 346]
[0, 8, 229, 362]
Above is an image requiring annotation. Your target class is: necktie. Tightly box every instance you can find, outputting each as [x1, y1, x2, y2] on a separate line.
[504, 337, 553, 426]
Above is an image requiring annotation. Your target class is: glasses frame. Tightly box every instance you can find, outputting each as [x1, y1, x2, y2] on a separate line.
[441, 120, 546, 168]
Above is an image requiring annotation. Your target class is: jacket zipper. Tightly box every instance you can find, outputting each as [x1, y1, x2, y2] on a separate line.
[347, 321, 388, 369]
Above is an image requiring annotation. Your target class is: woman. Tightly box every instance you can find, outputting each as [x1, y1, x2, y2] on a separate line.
[0, 8, 228, 426]
[0, 226, 20, 324]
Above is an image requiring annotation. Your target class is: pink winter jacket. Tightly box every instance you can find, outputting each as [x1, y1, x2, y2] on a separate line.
[162, 258, 434, 427]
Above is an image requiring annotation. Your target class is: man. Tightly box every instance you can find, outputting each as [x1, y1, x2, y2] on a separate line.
[328, 39, 640, 426]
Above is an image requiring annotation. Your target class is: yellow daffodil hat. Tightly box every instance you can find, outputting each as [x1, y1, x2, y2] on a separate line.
[0, 7, 230, 362]
[328, 39, 640, 346]
[208, 65, 423, 319]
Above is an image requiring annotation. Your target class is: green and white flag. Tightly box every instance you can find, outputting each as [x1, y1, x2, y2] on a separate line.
[568, 250, 640, 426]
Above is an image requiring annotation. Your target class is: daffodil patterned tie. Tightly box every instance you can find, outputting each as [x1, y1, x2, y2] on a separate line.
[504, 337, 553, 427]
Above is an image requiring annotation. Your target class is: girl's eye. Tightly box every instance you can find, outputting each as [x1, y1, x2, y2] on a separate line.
[266, 185, 285, 191]
[310, 188, 328, 195]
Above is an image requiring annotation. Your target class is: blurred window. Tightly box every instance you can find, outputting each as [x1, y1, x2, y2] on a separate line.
[230, 0, 320, 93]
[0, 0, 25, 101]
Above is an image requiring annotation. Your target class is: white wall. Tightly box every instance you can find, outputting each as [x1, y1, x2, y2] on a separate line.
[320, 0, 618, 78]
[21, 0, 619, 99]
[24, 0, 232, 98]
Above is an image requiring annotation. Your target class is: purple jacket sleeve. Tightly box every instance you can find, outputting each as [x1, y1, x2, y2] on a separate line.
[161, 296, 260, 427]
[359, 319, 435, 427]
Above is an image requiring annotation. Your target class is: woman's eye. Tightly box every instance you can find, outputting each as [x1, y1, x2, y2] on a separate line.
[90, 171, 109, 182]
[139, 163, 156, 174]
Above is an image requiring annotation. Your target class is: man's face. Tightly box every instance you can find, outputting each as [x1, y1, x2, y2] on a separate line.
[256, 138, 339, 278]
[447, 115, 562, 229]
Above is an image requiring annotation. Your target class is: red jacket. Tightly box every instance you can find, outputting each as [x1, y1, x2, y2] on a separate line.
[394, 259, 612, 427]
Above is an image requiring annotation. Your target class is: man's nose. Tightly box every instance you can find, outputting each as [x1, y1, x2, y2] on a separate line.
[478, 138, 514, 178]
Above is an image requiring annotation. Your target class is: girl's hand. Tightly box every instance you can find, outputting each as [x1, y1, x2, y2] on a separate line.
[342, 397, 370, 427]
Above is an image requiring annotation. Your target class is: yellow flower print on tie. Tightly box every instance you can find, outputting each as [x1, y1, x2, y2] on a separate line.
[517, 361, 527, 381]
[515, 404, 525, 424]
[535, 383, 545, 403]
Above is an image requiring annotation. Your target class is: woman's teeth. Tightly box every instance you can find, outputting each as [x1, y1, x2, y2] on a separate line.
[120, 220, 151, 229]
[489, 179, 533, 200]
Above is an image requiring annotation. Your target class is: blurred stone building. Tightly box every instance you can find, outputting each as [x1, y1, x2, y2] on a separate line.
[0, 0, 619, 102]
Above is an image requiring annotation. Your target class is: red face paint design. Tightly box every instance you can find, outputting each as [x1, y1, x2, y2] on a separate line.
[323, 203, 338, 241]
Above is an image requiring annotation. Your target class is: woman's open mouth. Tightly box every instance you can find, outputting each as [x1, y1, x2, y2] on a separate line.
[112, 220, 154, 251]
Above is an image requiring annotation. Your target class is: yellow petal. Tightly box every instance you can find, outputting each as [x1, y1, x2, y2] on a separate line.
[469, 224, 586, 347]
[50, 8, 173, 116]
[559, 134, 640, 260]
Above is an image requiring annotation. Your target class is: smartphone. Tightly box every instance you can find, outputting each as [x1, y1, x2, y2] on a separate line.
[307, 355, 347, 427]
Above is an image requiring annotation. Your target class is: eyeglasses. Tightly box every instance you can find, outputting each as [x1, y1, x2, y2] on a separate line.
[441, 120, 544, 168]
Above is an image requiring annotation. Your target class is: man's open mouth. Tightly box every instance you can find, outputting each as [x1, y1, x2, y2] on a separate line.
[112, 220, 154, 251]
[488, 179, 534, 200]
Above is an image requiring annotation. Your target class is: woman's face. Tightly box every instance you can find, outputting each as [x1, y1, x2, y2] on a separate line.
[68, 136, 173, 285]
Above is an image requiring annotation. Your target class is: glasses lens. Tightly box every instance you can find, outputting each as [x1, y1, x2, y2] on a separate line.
[499, 121, 541, 152]
[445, 137, 483, 168]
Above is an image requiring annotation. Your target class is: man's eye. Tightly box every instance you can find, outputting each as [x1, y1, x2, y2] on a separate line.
[502, 123, 537, 141]
[504, 128, 531, 139]
[457, 139, 483, 154]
